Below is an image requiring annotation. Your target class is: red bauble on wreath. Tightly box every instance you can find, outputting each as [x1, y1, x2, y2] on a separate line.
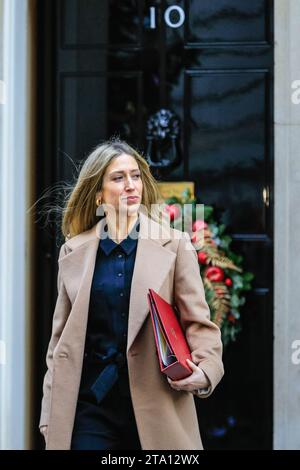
[205, 266, 225, 282]
[164, 204, 181, 221]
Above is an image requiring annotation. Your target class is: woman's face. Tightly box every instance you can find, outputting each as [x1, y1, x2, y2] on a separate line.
[97, 153, 143, 216]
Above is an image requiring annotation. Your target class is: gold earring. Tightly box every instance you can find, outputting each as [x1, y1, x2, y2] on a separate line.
[96, 197, 105, 216]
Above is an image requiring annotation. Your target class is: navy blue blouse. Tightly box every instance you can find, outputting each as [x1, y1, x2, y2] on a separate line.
[78, 216, 140, 405]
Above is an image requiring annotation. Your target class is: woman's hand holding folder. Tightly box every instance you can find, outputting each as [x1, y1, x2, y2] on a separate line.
[167, 358, 210, 392]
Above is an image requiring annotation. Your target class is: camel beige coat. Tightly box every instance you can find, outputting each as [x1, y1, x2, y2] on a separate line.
[39, 210, 224, 450]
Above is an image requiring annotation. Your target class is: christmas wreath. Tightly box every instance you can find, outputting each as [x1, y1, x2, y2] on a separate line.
[163, 189, 254, 347]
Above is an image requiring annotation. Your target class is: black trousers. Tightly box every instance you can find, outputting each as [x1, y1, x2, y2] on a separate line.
[71, 369, 141, 450]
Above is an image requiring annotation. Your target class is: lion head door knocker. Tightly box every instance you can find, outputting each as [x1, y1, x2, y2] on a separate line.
[145, 109, 182, 177]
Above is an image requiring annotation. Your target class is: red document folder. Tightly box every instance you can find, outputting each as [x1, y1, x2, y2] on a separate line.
[147, 288, 193, 380]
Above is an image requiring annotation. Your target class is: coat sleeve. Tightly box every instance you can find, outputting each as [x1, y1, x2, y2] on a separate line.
[39, 243, 72, 428]
[174, 232, 224, 398]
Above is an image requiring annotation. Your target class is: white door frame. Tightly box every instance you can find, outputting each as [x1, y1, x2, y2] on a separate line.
[0, 0, 32, 449]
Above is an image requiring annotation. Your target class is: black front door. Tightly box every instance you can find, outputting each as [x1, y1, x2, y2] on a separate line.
[35, 0, 273, 449]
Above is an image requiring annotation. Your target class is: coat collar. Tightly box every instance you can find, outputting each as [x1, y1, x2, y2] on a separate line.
[60, 210, 177, 354]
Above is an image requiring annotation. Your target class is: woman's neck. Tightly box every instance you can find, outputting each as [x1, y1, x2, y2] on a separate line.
[105, 213, 139, 243]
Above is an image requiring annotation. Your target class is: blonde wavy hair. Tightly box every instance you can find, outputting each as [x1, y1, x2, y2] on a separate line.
[31, 138, 164, 240]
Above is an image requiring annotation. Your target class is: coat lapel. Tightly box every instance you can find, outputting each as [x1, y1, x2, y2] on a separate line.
[59, 211, 176, 355]
[126, 213, 176, 353]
